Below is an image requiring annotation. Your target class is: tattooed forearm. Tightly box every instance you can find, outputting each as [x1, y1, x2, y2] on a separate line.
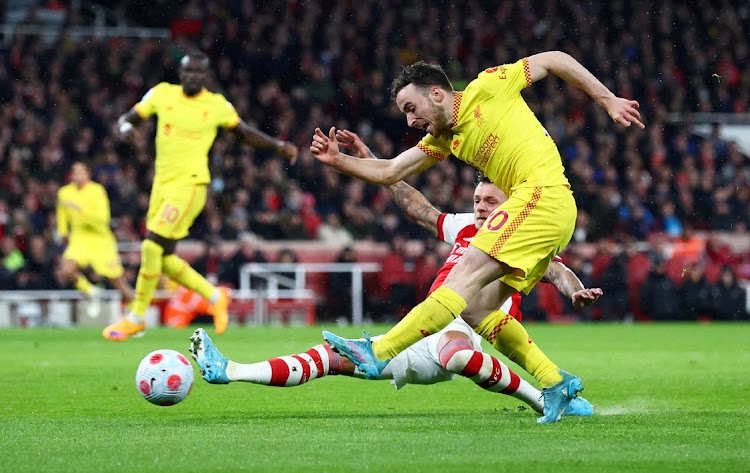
[543, 262, 583, 298]
[387, 181, 440, 236]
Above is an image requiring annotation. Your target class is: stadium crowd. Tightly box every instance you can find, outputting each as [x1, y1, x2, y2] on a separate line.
[0, 0, 748, 321]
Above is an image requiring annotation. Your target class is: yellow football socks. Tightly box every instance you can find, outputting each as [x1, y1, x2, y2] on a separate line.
[131, 239, 164, 317]
[475, 309, 563, 388]
[373, 286, 467, 360]
[74, 275, 93, 295]
[162, 254, 215, 301]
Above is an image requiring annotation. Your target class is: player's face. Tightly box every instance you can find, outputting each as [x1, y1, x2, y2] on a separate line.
[473, 182, 507, 229]
[179, 56, 209, 96]
[396, 84, 450, 137]
[70, 163, 90, 187]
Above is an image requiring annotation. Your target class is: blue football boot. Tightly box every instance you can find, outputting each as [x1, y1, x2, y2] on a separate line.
[565, 397, 594, 416]
[537, 370, 583, 423]
[188, 328, 231, 384]
[322, 330, 390, 379]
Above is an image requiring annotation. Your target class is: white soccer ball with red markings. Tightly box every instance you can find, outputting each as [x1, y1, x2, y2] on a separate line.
[135, 349, 194, 406]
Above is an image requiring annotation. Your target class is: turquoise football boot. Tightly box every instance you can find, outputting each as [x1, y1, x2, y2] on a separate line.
[322, 330, 390, 379]
[565, 396, 594, 416]
[188, 328, 230, 384]
[537, 370, 583, 423]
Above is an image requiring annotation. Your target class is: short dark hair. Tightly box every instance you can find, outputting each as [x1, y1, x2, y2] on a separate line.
[474, 171, 491, 186]
[390, 61, 454, 101]
[180, 50, 210, 68]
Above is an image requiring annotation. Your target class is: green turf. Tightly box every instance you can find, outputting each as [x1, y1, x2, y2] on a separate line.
[1, 323, 749, 472]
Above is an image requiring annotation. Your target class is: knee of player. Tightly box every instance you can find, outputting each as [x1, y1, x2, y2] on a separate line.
[438, 346, 478, 373]
[438, 338, 477, 373]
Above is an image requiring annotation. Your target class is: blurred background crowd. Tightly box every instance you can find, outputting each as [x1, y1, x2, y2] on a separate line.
[0, 0, 748, 322]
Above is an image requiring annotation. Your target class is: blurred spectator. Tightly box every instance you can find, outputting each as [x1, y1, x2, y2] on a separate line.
[278, 210, 308, 240]
[711, 266, 747, 321]
[192, 240, 222, 285]
[639, 257, 682, 321]
[1, 236, 26, 278]
[517, 287, 547, 322]
[341, 201, 378, 241]
[705, 234, 739, 267]
[325, 246, 357, 321]
[671, 225, 706, 265]
[299, 193, 323, 239]
[317, 213, 354, 244]
[679, 264, 713, 320]
[277, 248, 298, 264]
[658, 202, 683, 238]
[275, 247, 299, 284]
[24, 234, 54, 288]
[378, 235, 416, 320]
[596, 250, 629, 321]
[220, 238, 268, 289]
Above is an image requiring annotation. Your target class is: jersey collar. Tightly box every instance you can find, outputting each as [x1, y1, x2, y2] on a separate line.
[451, 91, 463, 128]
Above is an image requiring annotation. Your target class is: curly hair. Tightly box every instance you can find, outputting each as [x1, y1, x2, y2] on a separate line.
[390, 61, 454, 101]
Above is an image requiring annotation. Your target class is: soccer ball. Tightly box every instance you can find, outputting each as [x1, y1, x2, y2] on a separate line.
[135, 349, 194, 406]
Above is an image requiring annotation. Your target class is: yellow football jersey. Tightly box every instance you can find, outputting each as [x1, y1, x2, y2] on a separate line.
[56, 181, 116, 244]
[134, 83, 240, 186]
[417, 58, 570, 196]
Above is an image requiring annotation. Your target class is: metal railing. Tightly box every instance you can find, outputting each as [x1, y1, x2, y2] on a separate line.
[239, 262, 381, 325]
[0, 24, 170, 44]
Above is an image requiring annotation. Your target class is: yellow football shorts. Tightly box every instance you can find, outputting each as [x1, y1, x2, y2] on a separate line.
[471, 185, 576, 294]
[146, 184, 207, 240]
[63, 235, 124, 279]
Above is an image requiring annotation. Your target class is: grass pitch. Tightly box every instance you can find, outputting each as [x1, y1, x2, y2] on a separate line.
[1, 323, 748, 473]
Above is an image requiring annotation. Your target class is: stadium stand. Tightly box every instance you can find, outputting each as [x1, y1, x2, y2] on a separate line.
[0, 0, 747, 322]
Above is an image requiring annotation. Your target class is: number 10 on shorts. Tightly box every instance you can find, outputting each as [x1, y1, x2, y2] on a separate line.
[161, 204, 180, 223]
[486, 209, 509, 231]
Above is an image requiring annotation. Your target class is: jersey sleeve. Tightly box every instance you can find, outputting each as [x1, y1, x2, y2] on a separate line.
[133, 82, 166, 119]
[55, 189, 69, 237]
[475, 58, 532, 101]
[215, 95, 241, 129]
[437, 213, 475, 245]
[417, 133, 450, 162]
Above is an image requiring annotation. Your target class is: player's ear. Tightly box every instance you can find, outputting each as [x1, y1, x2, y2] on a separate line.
[431, 86, 445, 103]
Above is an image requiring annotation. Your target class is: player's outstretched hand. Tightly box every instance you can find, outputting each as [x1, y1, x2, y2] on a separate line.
[279, 142, 298, 165]
[606, 97, 644, 129]
[336, 129, 375, 160]
[571, 287, 603, 308]
[310, 127, 340, 164]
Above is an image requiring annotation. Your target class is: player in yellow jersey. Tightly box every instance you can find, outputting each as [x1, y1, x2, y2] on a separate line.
[103, 51, 297, 341]
[311, 51, 644, 422]
[57, 162, 134, 315]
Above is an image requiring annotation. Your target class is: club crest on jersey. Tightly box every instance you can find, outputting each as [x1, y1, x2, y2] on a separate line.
[485, 65, 507, 79]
